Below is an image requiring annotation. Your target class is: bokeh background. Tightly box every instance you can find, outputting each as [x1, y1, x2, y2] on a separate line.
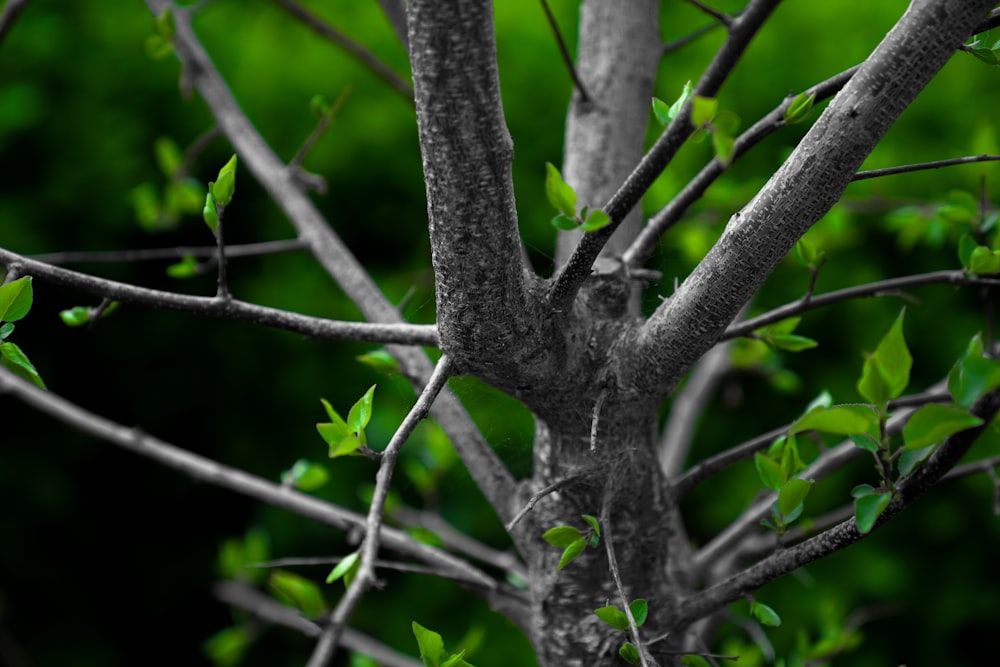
[2, 1, 1000, 665]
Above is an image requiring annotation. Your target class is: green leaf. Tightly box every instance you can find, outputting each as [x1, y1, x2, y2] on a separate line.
[948, 334, 1000, 408]
[581, 514, 600, 537]
[899, 444, 935, 476]
[542, 525, 583, 548]
[778, 478, 813, 517]
[356, 349, 400, 375]
[550, 214, 579, 230]
[902, 403, 983, 450]
[619, 642, 641, 665]
[958, 233, 979, 269]
[579, 209, 611, 232]
[784, 91, 816, 124]
[0, 322, 12, 339]
[544, 162, 577, 218]
[968, 245, 1000, 274]
[347, 385, 376, 433]
[755, 452, 786, 491]
[629, 599, 648, 627]
[651, 96, 672, 126]
[320, 429, 363, 459]
[310, 93, 332, 119]
[154, 136, 184, 178]
[854, 490, 892, 534]
[440, 650, 468, 667]
[0, 276, 33, 323]
[793, 236, 820, 267]
[281, 459, 330, 491]
[212, 154, 238, 208]
[326, 551, 361, 587]
[0, 341, 46, 389]
[969, 46, 998, 65]
[769, 333, 818, 352]
[203, 189, 220, 233]
[711, 128, 735, 165]
[857, 309, 911, 404]
[691, 96, 718, 126]
[750, 600, 781, 626]
[167, 254, 200, 279]
[850, 433, 880, 453]
[59, 306, 91, 327]
[791, 404, 879, 436]
[269, 570, 326, 618]
[665, 80, 694, 124]
[594, 605, 630, 631]
[557, 537, 587, 570]
[412, 621, 446, 667]
[203, 625, 252, 667]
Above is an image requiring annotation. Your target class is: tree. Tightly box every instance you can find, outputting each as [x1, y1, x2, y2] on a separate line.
[3, 0, 1000, 665]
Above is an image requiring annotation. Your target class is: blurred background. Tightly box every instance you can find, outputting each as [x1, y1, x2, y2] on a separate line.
[2, 0, 1000, 665]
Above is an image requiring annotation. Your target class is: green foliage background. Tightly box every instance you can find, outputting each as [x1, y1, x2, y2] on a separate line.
[2, 1, 1000, 665]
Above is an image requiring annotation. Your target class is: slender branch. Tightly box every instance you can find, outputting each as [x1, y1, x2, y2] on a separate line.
[29, 239, 307, 265]
[538, 0, 590, 102]
[0, 0, 27, 46]
[271, 0, 413, 102]
[724, 270, 1000, 341]
[212, 211, 230, 299]
[213, 581, 423, 667]
[290, 86, 352, 171]
[679, 386, 1000, 626]
[852, 154, 1000, 181]
[306, 356, 453, 667]
[549, 0, 781, 312]
[683, 0, 733, 27]
[0, 364, 498, 591]
[659, 338, 732, 479]
[0, 248, 438, 346]
[374, 0, 408, 52]
[505, 476, 580, 533]
[601, 488, 651, 667]
[248, 555, 443, 578]
[623, 65, 859, 269]
[144, 0, 518, 525]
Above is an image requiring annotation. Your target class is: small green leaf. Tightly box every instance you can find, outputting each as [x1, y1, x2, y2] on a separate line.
[440, 651, 468, 667]
[0, 341, 46, 389]
[320, 430, 363, 459]
[778, 478, 813, 517]
[543, 525, 582, 548]
[784, 91, 816, 124]
[59, 306, 91, 327]
[619, 642, 641, 665]
[791, 404, 879, 436]
[203, 625, 252, 667]
[651, 96, 672, 126]
[690, 96, 718, 126]
[212, 154, 238, 208]
[750, 600, 781, 626]
[755, 452, 785, 491]
[665, 80, 694, 124]
[557, 538, 587, 570]
[347, 385, 376, 433]
[203, 189, 220, 233]
[854, 490, 892, 534]
[969, 46, 998, 65]
[154, 136, 184, 178]
[898, 444, 935, 476]
[857, 309, 911, 404]
[581, 514, 600, 537]
[412, 621, 446, 667]
[579, 209, 611, 232]
[948, 334, 1000, 408]
[769, 333, 818, 352]
[544, 162, 577, 218]
[166, 254, 200, 279]
[629, 599, 648, 627]
[357, 349, 400, 375]
[0, 322, 12, 339]
[594, 605, 630, 631]
[550, 214, 579, 230]
[958, 233, 979, 269]
[269, 570, 326, 618]
[711, 128, 735, 165]
[0, 276, 33, 323]
[326, 551, 361, 586]
[850, 433, 881, 453]
[968, 246, 1000, 274]
[310, 93, 332, 119]
[902, 403, 983, 450]
[281, 459, 330, 491]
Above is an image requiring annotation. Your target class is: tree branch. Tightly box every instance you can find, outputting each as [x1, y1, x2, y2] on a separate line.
[549, 0, 781, 311]
[375, 0, 408, 51]
[143, 0, 519, 524]
[0, 248, 438, 346]
[538, 0, 589, 103]
[271, 0, 413, 102]
[0, 0, 28, 46]
[28, 239, 306, 265]
[852, 153, 1000, 181]
[306, 356, 453, 667]
[679, 386, 1000, 627]
[626, 0, 998, 405]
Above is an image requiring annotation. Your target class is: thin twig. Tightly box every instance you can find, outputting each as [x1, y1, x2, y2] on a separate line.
[213, 581, 423, 667]
[28, 239, 307, 265]
[0, 0, 27, 46]
[505, 476, 579, 533]
[305, 356, 454, 667]
[723, 270, 1000, 341]
[852, 154, 1000, 181]
[248, 555, 442, 578]
[539, 0, 590, 102]
[0, 364, 497, 590]
[213, 211, 230, 299]
[0, 248, 439, 346]
[290, 86, 352, 170]
[601, 487, 652, 667]
[683, 0, 733, 27]
[272, 0, 413, 102]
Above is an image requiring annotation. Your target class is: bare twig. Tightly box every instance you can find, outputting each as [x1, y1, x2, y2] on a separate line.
[271, 0, 413, 102]
[28, 239, 307, 265]
[0, 248, 438, 346]
[213, 581, 423, 667]
[549, 0, 782, 312]
[505, 476, 580, 533]
[601, 488, 651, 667]
[683, 0, 733, 27]
[538, 0, 590, 102]
[290, 86, 352, 171]
[0, 0, 27, 46]
[723, 270, 1000, 341]
[852, 154, 1000, 181]
[306, 356, 454, 667]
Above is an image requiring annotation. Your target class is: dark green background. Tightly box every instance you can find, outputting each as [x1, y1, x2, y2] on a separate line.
[2, 1, 1000, 665]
